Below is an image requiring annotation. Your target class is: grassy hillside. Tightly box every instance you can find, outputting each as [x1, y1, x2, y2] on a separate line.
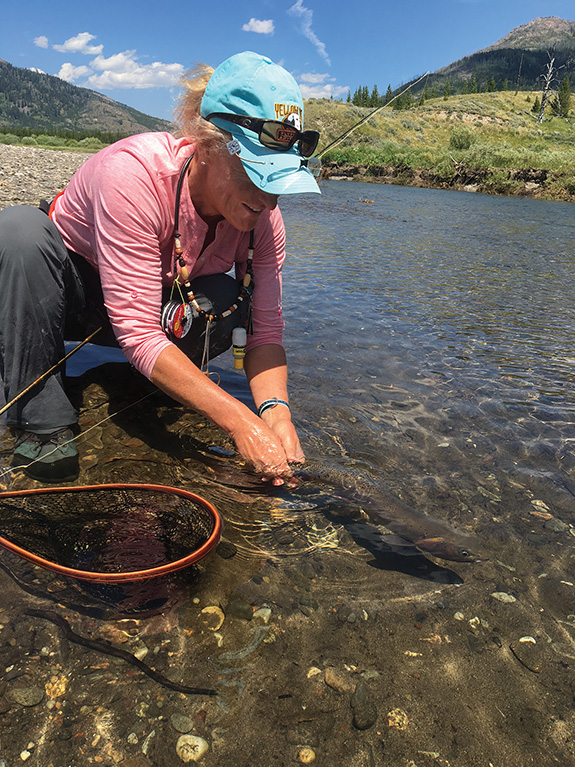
[0, 60, 172, 134]
[306, 90, 575, 201]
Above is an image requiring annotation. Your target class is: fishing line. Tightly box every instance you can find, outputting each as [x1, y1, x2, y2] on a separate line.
[0, 389, 159, 483]
[0, 326, 103, 419]
[316, 71, 430, 159]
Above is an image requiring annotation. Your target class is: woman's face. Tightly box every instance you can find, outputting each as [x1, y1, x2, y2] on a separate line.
[189, 147, 279, 231]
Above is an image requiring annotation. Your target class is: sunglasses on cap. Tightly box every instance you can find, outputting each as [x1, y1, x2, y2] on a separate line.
[207, 113, 320, 158]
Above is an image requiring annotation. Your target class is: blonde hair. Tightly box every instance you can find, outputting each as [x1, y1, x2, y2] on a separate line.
[173, 64, 229, 155]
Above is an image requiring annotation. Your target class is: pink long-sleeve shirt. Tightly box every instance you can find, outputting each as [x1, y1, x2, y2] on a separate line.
[51, 132, 286, 378]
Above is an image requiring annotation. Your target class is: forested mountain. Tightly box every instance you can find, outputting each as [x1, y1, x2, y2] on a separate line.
[408, 17, 575, 95]
[2, 16, 575, 136]
[0, 59, 172, 135]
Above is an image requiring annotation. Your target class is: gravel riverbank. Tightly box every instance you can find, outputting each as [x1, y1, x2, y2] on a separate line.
[0, 144, 91, 209]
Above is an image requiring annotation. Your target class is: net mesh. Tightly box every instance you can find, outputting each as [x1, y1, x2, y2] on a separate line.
[0, 484, 221, 581]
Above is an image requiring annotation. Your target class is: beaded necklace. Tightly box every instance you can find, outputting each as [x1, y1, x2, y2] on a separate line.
[171, 154, 254, 324]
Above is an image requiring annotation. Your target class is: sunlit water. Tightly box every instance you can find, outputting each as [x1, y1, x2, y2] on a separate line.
[2, 182, 575, 766]
[277, 182, 575, 507]
[3, 181, 574, 591]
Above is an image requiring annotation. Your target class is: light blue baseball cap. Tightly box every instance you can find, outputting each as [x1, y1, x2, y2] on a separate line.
[201, 52, 320, 195]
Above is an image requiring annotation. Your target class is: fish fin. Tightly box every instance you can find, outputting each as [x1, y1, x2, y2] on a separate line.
[379, 533, 420, 548]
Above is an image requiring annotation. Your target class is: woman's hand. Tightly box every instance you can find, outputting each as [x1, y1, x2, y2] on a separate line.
[229, 414, 296, 485]
[261, 404, 305, 464]
[243, 343, 304, 484]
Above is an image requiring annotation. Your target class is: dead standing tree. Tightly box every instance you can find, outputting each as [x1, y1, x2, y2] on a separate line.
[537, 50, 566, 123]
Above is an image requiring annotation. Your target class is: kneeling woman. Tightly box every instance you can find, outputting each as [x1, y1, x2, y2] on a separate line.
[0, 51, 321, 483]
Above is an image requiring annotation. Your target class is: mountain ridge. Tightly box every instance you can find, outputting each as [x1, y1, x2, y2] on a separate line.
[0, 59, 172, 135]
[480, 16, 575, 52]
[410, 17, 575, 94]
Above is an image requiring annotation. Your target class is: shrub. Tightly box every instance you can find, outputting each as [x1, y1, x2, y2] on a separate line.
[78, 137, 104, 150]
[35, 134, 55, 145]
[20, 136, 38, 146]
[449, 125, 475, 150]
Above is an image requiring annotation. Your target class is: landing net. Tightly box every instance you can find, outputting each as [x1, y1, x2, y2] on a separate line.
[0, 484, 221, 582]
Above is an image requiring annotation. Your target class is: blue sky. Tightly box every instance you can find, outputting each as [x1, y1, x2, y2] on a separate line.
[1, 0, 573, 121]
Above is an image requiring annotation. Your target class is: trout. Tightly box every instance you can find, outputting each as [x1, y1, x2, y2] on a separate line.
[190, 454, 485, 563]
[295, 469, 486, 563]
[357, 490, 483, 562]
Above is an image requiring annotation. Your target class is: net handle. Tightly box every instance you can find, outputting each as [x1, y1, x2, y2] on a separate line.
[0, 483, 222, 582]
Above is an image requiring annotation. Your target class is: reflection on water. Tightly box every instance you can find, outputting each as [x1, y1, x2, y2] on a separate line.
[278, 183, 575, 521]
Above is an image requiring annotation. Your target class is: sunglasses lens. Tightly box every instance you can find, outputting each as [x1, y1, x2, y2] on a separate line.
[260, 122, 298, 151]
[298, 131, 320, 158]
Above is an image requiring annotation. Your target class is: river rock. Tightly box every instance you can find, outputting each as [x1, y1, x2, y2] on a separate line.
[324, 667, 355, 693]
[215, 541, 237, 559]
[350, 680, 377, 730]
[544, 518, 567, 533]
[9, 686, 44, 707]
[490, 592, 517, 604]
[171, 713, 194, 733]
[224, 593, 253, 621]
[176, 734, 208, 762]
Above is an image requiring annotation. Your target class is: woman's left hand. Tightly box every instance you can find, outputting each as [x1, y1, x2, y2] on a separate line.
[261, 405, 305, 480]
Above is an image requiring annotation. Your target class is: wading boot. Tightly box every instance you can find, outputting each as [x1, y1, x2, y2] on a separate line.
[11, 428, 79, 483]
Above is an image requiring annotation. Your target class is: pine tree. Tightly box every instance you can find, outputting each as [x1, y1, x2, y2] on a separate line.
[532, 95, 541, 114]
[488, 77, 496, 92]
[556, 75, 571, 117]
[385, 84, 393, 104]
[470, 74, 478, 94]
[443, 81, 451, 100]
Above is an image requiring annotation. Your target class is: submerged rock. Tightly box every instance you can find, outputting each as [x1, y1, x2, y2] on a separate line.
[176, 734, 208, 762]
[171, 713, 194, 733]
[350, 680, 377, 730]
[224, 593, 253, 621]
[9, 686, 44, 707]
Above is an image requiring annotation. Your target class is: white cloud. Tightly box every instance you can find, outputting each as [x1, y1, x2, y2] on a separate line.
[57, 63, 93, 83]
[297, 71, 348, 99]
[28, 67, 46, 74]
[288, 0, 330, 65]
[90, 51, 138, 73]
[299, 72, 329, 84]
[50, 32, 184, 90]
[242, 17, 275, 34]
[34, 36, 48, 49]
[299, 82, 349, 99]
[53, 32, 103, 56]
[87, 51, 184, 89]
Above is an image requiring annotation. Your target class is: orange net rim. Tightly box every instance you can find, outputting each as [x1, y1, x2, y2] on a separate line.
[0, 483, 222, 583]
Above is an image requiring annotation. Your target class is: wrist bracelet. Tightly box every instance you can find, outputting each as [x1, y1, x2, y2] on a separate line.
[258, 398, 290, 418]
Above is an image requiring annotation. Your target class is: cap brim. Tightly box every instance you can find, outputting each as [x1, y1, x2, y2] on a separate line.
[212, 118, 320, 195]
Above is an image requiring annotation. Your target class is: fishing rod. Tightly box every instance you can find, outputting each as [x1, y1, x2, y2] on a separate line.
[0, 326, 102, 418]
[316, 71, 430, 159]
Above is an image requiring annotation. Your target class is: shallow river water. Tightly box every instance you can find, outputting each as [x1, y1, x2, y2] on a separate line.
[1, 181, 575, 767]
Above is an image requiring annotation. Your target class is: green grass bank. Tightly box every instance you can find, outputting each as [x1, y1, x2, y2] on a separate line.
[306, 90, 575, 202]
